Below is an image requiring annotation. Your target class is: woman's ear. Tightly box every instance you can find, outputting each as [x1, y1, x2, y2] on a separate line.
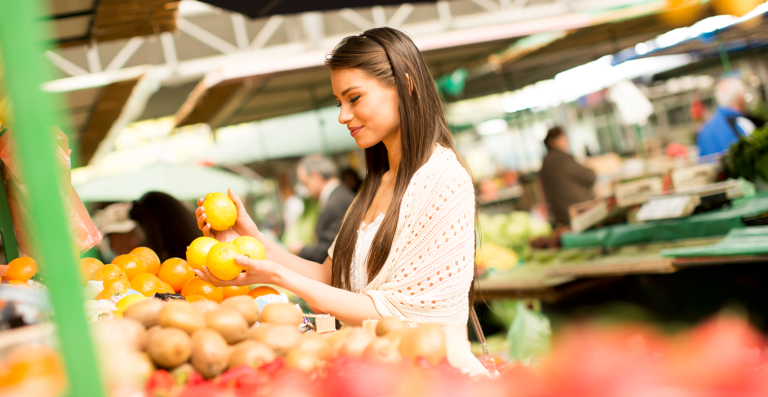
[405, 72, 414, 95]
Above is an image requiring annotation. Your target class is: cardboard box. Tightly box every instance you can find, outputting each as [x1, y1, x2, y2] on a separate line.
[636, 195, 701, 221]
[614, 177, 664, 207]
[671, 163, 719, 190]
[569, 196, 618, 233]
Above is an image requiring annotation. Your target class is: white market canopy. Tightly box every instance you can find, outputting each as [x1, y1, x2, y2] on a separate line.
[74, 162, 262, 202]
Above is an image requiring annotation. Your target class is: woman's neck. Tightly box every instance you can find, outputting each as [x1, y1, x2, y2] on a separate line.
[382, 129, 402, 176]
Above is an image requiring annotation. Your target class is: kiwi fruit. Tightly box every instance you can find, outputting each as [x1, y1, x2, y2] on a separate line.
[376, 317, 407, 337]
[191, 299, 219, 314]
[205, 308, 249, 344]
[220, 296, 260, 325]
[398, 324, 446, 366]
[295, 333, 332, 360]
[191, 329, 230, 378]
[364, 337, 402, 364]
[228, 340, 275, 368]
[147, 327, 193, 368]
[259, 303, 303, 326]
[251, 323, 300, 355]
[339, 328, 375, 358]
[285, 349, 319, 373]
[124, 299, 164, 328]
[159, 300, 205, 335]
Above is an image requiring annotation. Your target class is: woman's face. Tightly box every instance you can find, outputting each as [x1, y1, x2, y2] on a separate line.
[331, 68, 400, 149]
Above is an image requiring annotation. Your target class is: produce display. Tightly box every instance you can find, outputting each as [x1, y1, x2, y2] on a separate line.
[725, 124, 768, 183]
[476, 212, 552, 273]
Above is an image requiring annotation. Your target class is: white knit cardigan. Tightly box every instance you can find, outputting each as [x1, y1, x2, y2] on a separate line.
[337, 145, 476, 325]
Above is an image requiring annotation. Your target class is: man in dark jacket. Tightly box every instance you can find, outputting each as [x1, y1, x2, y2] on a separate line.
[289, 155, 355, 263]
[539, 126, 596, 226]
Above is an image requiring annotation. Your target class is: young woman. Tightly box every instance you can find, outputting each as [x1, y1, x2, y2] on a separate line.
[195, 27, 483, 374]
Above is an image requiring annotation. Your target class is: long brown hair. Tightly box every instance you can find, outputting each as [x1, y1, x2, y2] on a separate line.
[326, 27, 477, 304]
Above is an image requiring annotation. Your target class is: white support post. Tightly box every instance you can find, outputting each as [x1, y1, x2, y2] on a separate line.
[512, 0, 529, 9]
[178, 18, 239, 54]
[251, 15, 284, 51]
[301, 12, 325, 50]
[160, 32, 178, 66]
[388, 4, 414, 28]
[437, 1, 453, 29]
[45, 50, 88, 76]
[86, 44, 102, 73]
[105, 37, 145, 71]
[339, 8, 374, 31]
[470, 0, 501, 12]
[231, 13, 250, 51]
[372, 6, 387, 27]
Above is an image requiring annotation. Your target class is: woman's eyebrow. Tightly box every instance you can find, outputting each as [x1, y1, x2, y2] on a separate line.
[341, 86, 361, 96]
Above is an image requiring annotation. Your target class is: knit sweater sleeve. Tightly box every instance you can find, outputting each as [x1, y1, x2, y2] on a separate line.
[364, 159, 476, 324]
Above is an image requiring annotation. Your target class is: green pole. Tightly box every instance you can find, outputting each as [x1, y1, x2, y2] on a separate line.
[0, 2, 106, 397]
[717, 38, 732, 74]
[634, 124, 649, 172]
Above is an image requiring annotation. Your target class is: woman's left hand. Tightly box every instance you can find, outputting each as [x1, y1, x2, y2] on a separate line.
[193, 255, 280, 287]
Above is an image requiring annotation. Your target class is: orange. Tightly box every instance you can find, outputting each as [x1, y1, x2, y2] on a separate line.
[186, 237, 219, 271]
[96, 275, 131, 300]
[185, 294, 207, 302]
[181, 277, 223, 303]
[206, 242, 243, 281]
[130, 273, 166, 297]
[4, 257, 38, 282]
[222, 285, 250, 299]
[6, 280, 30, 288]
[161, 281, 175, 294]
[157, 258, 195, 293]
[80, 258, 103, 285]
[91, 264, 126, 281]
[111, 254, 147, 281]
[233, 236, 266, 260]
[203, 192, 237, 231]
[129, 247, 161, 275]
[0, 345, 65, 390]
[248, 285, 280, 299]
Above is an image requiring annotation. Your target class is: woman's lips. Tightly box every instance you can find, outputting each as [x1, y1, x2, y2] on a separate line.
[349, 127, 362, 137]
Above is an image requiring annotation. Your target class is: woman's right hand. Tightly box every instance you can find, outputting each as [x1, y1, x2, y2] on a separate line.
[196, 188, 259, 243]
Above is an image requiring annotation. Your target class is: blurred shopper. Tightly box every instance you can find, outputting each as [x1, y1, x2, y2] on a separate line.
[94, 191, 202, 261]
[539, 126, 596, 226]
[697, 78, 758, 158]
[279, 182, 304, 232]
[94, 202, 144, 258]
[129, 191, 203, 261]
[288, 155, 354, 262]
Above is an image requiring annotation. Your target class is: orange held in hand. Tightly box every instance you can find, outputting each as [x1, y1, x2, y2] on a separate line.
[91, 264, 126, 281]
[186, 237, 218, 271]
[80, 258, 103, 284]
[157, 258, 195, 293]
[130, 247, 161, 275]
[185, 294, 207, 302]
[206, 242, 243, 281]
[130, 273, 168, 297]
[203, 192, 237, 231]
[181, 277, 223, 303]
[4, 257, 38, 282]
[222, 285, 250, 299]
[112, 254, 148, 280]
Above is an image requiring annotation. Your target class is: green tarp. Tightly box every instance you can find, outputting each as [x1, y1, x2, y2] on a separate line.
[662, 226, 768, 257]
[562, 196, 768, 249]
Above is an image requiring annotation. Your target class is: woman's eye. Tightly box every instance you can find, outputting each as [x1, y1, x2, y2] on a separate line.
[350, 95, 361, 104]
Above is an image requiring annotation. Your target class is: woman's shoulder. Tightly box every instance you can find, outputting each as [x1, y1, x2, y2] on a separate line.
[408, 146, 473, 196]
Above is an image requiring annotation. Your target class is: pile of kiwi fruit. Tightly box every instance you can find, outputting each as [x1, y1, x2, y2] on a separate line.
[92, 297, 447, 381]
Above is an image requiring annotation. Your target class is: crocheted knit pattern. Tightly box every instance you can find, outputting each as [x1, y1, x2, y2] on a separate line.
[360, 146, 475, 325]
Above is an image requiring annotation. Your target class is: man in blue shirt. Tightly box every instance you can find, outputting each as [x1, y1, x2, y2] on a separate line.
[697, 78, 756, 159]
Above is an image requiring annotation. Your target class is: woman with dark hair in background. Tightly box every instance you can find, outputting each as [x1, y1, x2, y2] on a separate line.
[195, 28, 485, 375]
[129, 191, 202, 261]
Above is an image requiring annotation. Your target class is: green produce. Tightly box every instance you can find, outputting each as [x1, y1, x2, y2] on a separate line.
[478, 212, 552, 259]
[725, 125, 768, 183]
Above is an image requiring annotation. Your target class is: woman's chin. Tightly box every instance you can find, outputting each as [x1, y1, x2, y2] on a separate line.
[353, 136, 377, 149]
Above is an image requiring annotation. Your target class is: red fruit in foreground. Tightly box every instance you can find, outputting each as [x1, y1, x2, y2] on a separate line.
[146, 370, 175, 395]
[179, 383, 234, 397]
[219, 365, 270, 390]
[258, 357, 285, 376]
